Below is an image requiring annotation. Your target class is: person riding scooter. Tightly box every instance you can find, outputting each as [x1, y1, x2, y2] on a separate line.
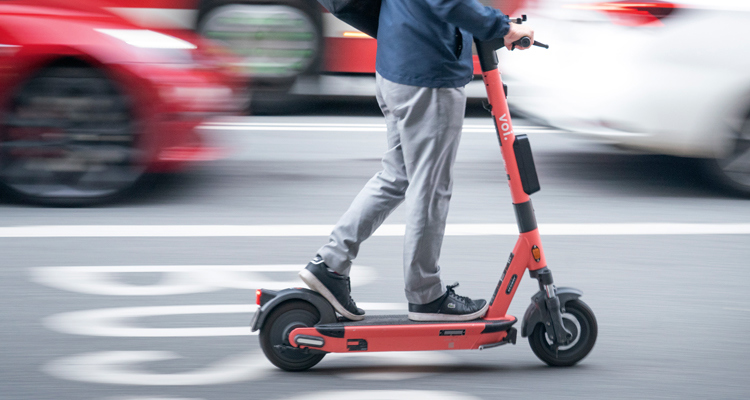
[299, 0, 535, 322]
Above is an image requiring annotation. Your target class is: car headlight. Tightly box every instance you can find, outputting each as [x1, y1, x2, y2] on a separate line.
[95, 29, 197, 49]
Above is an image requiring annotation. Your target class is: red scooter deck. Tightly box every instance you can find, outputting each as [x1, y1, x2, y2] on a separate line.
[289, 315, 517, 353]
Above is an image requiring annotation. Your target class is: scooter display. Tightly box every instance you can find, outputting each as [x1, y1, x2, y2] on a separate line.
[250, 24, 598, 371]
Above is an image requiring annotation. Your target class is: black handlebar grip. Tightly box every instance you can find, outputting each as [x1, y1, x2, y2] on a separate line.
[515, 37, 532, 48]
[512, 37, 550, 50]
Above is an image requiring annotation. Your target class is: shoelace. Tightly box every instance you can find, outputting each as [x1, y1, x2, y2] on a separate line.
[326, 263, 357, 308]
[446, 282, 472, 305]
[345, 276, 357, 307]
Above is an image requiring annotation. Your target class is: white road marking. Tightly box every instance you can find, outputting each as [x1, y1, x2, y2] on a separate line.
[208, 122, 387, 127]
[44, 302, 406, 337]
[283, 390, 482, 400]
[6, 223, 750, 238]
[198, 122, 559, 134]
[45, 352, 469, 386]
[44, 351, 272, 386]
[201, 122, 531, 128]
[325, 352, 459, 381]
[30, 264, 375, 296]
[45, 305, 259, 338]
[106, 397, 203, 400]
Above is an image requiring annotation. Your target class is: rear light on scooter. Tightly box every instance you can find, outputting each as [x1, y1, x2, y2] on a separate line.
[565, 1, 679, 27]
[255, 289, 279, 307]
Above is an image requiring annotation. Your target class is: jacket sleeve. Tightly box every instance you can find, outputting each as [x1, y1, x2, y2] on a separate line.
[425, 0, 511, 41]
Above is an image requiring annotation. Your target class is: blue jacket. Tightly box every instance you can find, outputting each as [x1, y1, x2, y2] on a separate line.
[376, 0, 511, 88]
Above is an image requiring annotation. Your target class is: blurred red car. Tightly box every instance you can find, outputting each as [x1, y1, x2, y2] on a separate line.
[0, 0, 245, 205]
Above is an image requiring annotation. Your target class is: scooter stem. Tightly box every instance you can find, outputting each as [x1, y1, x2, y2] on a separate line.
[475, 36, 573, 345]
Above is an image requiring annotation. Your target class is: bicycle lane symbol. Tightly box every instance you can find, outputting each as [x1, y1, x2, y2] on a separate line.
[31, 264, 377, 386]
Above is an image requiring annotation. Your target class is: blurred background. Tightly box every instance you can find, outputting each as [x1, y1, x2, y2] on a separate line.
[1, 0, 749, 399]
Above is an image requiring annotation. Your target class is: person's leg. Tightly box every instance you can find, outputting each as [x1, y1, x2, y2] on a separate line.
[375, 76, 488, 321]
[300, 74, 409, 320]
[315, 74, 409, 276]
[382, 82, 466, 305]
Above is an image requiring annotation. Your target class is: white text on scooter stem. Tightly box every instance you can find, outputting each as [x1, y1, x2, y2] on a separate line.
[497, 113, 513, 138]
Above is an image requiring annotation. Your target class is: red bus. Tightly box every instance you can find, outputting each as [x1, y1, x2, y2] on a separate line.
[100, 0, 524, 111]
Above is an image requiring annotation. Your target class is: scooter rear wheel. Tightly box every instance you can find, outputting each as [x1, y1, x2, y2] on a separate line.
[529, 299, 597, 367]
[259, 300, 326, 371]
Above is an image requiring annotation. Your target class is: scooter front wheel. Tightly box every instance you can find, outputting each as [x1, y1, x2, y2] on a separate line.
[529, 299, 597, 367]
[259, 300, 326, 371]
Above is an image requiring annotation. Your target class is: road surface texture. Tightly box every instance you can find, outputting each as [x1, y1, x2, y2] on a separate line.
[2, 102, 749, 400]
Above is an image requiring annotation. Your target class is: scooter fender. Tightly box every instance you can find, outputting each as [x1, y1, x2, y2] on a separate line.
[250, 288, 337, 332]
[520, 287, 583, 338]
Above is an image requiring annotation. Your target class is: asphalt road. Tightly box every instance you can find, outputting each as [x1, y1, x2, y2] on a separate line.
[2, 102, 750, 400]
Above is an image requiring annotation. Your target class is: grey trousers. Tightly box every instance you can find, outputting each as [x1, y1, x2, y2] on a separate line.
[317, 73, 466, 304]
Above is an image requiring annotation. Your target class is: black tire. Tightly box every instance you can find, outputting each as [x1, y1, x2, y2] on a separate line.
[259, 300, 326, 371]
[197, 0, 322, 114]
[704, 114, 750, 197]
[0, 65, 142, 206]
[528, 299, 597, 367]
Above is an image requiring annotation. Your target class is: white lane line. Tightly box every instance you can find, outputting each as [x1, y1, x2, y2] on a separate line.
[283, 390, 482, 400]
[45, 303, 407, 337]
[201, 126, 385, 132]
[198, 122, 558, 133]
[201, 127, 560, 134]
[45, 353, 469, 386]
[724, 307, 750, 312]
[44, 304, 259, 338]
[201, 126, 561, 134]
[201, 122, 539, 128]
[3, 223, 750, 238]
[30, 264, 376, 296]
[325, 353, 461, 381]
[105, 397, 204, 400]
[44, 351, 271, 386]
[105, 398, 203, 400]
[207, 122, 383, 127]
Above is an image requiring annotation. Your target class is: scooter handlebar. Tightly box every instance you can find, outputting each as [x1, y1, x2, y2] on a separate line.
[475, 35, 549, 72]
[512, 37, 549, 50]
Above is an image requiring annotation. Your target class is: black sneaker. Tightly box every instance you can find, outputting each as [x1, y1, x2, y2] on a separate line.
[299, 256, 365, 321]
[408, 283, 488, 322]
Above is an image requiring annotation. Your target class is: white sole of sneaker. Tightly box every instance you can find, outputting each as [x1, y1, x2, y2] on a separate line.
[298, 269, 365, 321]
[407, 303, 489, 322]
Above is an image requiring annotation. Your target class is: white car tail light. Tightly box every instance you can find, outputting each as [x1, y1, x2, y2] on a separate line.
[565, 1, 680, 26]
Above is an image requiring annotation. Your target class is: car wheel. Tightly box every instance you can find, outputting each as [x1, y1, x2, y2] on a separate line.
[0, 65, 144, 206]
[197, 0, 322, 114]
[706, 115, 750, 197]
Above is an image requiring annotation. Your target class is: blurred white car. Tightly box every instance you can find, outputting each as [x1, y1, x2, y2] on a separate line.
[500, 0, 750, 195]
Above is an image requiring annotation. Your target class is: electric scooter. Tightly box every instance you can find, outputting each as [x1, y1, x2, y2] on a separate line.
[250, 21, 598, 371]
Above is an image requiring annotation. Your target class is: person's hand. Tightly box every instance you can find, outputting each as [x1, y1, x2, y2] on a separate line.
[504, 22, 534, 50]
